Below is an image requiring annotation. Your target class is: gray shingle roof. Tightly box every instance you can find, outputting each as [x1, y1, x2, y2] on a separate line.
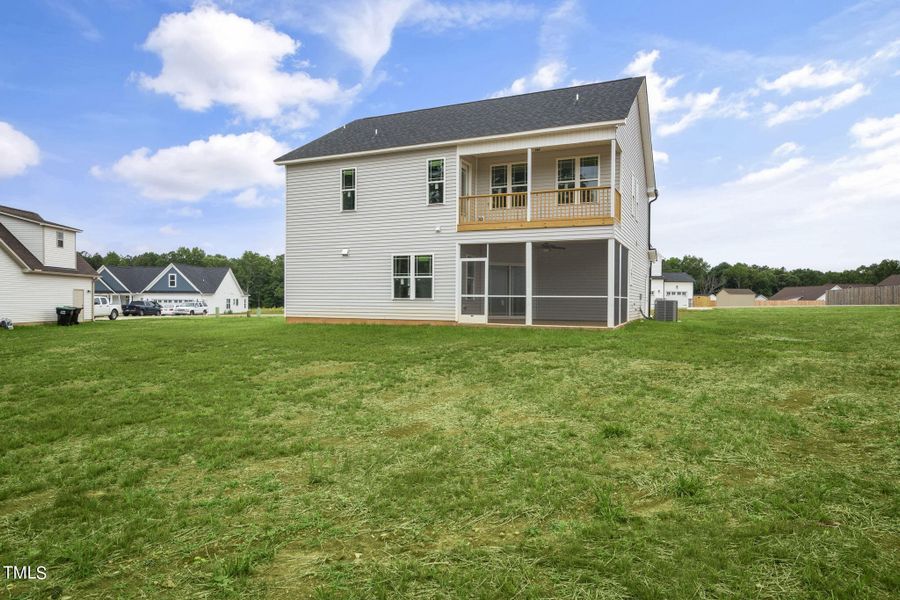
[0, 204, 81, 231]
[275, 77, 645, 162]
[103, 263, 240, 294]
[720, 288, 755, 295]
[770, 284, 837, 301]
[104, 266, 164, 293]
[878, 274, 900, 286]
[661, 272, 695, 283]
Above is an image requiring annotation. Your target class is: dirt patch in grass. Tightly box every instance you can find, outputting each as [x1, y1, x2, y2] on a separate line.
[254, 361, 355, 382]
[384, 421, 430, 438]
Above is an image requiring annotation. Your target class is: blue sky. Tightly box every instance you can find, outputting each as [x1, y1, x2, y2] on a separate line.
[1, 0, 898, 269]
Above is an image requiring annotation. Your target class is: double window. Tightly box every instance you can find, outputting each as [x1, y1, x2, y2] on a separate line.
[427, 159, 444, 204]
[490, 163, 527, 209]
[341, 168, 356, 211]
[393, 254, 433, 299]
[557, 156, 599, 204]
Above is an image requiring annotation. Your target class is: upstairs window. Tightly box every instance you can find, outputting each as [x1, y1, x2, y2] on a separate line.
[56, 231, 64, 248]
[168, 273, 177, 288]
[510, 163, 528, 207]
[427, 159, 444, 204]
[393, 254, 433, 299]
[341, 168, 356, 211]
[490, 165, 507, 209]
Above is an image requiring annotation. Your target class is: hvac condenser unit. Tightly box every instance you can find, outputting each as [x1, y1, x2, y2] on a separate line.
[654, 299, 678, 322]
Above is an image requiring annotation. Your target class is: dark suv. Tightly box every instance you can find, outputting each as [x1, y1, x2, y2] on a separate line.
[122, 300, 162, 316]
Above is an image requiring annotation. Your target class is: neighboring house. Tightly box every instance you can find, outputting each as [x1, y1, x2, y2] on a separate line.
[769, 284, 840, 302]
[650, 272, 695, 308]
[716, 288, 756, 307]
[755, 294, 768, 301]
[96, 263, 249, 313]
[877, 274, 900, 286]
[0, 204, 97, 324]
[275, 78, 657, 327]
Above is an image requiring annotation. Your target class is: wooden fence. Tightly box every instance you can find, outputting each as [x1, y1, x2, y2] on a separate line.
[826, 285, 900, 305]
[692, 296, 716, 307]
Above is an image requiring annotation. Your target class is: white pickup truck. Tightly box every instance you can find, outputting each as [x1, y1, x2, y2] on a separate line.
[93, 296, 120, 320]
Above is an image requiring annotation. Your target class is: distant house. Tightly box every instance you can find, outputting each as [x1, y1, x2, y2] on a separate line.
[97, 263, 249, 313]
[770, 284, 840, 302]
[716, 288, 756, 307]
[755, 294, 768, 301]
[650, 272, 695, 308]
[0, 204, 97, 324]
[878, 274, 900, 286]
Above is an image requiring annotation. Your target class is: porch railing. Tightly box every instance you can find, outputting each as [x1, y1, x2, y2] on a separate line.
[459, 186, 621, 230]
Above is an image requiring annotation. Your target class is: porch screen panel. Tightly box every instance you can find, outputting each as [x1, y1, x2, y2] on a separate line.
[532, 240, 608, 324]
[488, 243, 526, 320]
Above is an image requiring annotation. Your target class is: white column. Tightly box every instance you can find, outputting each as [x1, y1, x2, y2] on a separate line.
[610, 139, 617, 222]
[454, 243, 461, 322]
[607, 238, 616, 326]
[526, 147, 533, 222]
[525, 241, 533, 325]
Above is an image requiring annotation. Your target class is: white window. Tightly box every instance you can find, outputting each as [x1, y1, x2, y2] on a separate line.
[168, 273, 177, 288]
[226, 298, 231, 310]
[557, 156, 599, 204]
[341, 168, 356, 211]
[393, 254, 433, 299]
[56, 231, 64, 248]
[427, 159, 444, 204]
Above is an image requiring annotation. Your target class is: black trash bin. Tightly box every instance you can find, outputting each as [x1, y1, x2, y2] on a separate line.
[71, 307, 82, 324]
[56, 306, 76, 326]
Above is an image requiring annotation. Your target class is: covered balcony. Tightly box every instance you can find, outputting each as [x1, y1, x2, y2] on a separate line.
[457, 140, 621, 231]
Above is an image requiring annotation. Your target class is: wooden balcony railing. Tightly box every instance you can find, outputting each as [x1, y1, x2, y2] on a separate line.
[458, 186, 621, 231]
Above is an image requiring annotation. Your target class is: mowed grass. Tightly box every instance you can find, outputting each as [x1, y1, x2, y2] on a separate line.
[1, 309, 898, 599]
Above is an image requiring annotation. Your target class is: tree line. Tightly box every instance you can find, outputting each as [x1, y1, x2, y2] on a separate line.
[81, 247, 284, 308]
[662, 256, 900, 297]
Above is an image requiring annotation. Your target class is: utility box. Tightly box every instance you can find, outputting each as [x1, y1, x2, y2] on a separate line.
[654, 299, 678, 322]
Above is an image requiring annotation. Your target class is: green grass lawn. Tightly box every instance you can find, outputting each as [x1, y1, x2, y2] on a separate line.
[1, 309, 898, 599]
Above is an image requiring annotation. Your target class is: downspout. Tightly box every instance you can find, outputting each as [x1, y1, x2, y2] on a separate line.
[644, 188, 660, 319]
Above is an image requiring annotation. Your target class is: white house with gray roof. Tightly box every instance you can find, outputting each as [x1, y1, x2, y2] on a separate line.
[96, 263, 248, 314]
[275, 77, 657, 327]
[0, 204, 98, 324]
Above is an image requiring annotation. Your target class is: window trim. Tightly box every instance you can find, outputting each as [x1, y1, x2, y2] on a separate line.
[489, 162, 528, 209]
[392, 253, 435, 300]
[340, 167, 357, 212]
[168, 273, 177, 288]
[56, 231, 64, 248]
[556, 155, 600, 204]
[426, 158, 445, 205]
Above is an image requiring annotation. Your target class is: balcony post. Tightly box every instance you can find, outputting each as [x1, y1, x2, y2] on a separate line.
[526, 147, 533, 222]
[609, 139, 617, 222]
[525, 241, 533, 325]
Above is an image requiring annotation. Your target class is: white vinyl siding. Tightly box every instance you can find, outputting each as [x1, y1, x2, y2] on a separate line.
[0, 249, 93, 323]
[42, 228, 76, 270]
[0, 215, 44, 263]
[285, 146, 457, 321]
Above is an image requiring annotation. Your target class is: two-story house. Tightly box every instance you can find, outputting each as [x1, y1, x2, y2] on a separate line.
[275, 77, 656, 327]
[0, 204, 98, 323]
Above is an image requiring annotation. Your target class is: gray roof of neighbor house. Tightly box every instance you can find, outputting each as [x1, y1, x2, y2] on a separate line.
[769, 284, 837, 301]
[102, 263, 241, 294]
[878, 274, 900, 286]
[0, 204, 81, 231]
[0, 221, 96, 277]
[275, 77, 646, 163]
[719, 288, 755, 295]
[659, 272, 695, 283]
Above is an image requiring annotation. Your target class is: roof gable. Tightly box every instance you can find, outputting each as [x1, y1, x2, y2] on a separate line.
[144, 265, 202, 293]
[0, 204, 81, 232]
[275, 78, 645, 163]
[104, 265, 164, 292]
[172, 263, 231, 294]
[0, 221, 96, 277]
[770, 284, 838, 301]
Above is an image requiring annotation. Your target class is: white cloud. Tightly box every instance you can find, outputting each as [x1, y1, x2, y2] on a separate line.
[653, 150, 669, 164]
[772, 141, 801, 157]
[137, 4, 348, 126]
[92, 132, 289, 201]
[167, 206, 203, 218]
[759, 62, 857, 94]
[0, 122, 40, 178]
[766, 83, 868, 126]
[314, 0, 536, 75]
[491, 0, 576, 97]
[733, 157, 810, 185]
[159, 224, 180, 236]
[849, 113, 900, 148]
[623, 49, 721, 136]
[233, 188, 281, 208]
